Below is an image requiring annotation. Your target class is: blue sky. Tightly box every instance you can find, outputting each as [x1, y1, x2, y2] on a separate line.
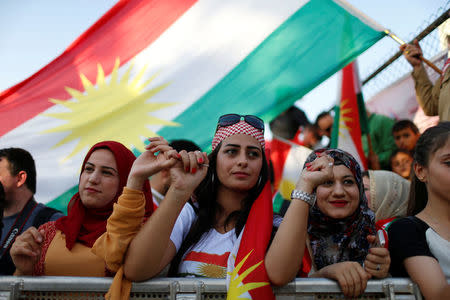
[0, 0, 447, 121]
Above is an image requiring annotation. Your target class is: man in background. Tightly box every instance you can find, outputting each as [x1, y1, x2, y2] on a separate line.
[0, 148, 63, 275]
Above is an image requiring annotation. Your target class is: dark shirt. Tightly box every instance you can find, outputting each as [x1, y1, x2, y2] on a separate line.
[0, 201, 63, 275]
[388, 216, 435, 277]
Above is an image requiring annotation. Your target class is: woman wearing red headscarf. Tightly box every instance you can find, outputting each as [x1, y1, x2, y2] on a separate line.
[9, 141, 158, 277]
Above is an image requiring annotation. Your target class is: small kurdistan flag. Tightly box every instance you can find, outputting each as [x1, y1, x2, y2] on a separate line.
[331, 61, 368, 169]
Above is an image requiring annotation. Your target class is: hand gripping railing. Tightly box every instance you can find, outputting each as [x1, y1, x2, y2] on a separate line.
[0, 276, 433, 300]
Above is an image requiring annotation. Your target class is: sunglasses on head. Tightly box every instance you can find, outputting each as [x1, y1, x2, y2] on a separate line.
[217, 114, 264, 132]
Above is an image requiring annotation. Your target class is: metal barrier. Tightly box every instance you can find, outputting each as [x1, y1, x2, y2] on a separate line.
[0, 276, 427, 300]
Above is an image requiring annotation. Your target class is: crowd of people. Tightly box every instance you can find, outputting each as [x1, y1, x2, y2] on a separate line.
[0, 41, 449, 300]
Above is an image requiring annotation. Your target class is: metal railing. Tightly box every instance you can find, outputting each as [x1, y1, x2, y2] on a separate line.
[0, 276, 428, 300]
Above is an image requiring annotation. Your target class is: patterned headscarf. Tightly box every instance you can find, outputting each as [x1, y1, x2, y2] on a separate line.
[305, 148, 375, 270]
[212, 120, 265, 151]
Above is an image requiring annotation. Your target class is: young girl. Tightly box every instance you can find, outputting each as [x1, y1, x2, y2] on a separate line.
[388, 122, 450, 300]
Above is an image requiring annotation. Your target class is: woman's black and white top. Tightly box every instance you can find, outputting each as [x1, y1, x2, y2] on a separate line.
[388, 216, 450, 277]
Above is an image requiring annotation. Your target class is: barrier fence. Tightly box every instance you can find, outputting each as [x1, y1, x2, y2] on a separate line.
[0, 277, 429, 300]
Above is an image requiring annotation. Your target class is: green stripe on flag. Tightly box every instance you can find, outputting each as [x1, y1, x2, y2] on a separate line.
[159, 0, 385, 149]
[330, 104, 340, 148]
[357, 92, 369, 135]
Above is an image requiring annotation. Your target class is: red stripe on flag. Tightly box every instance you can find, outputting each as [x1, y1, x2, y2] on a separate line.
[268, 138, 293, 192]
[235, 182, 275, 299]
[0, 0, 197, 135]
[184, 251, 230, 267]
[341, 63, 366, 168]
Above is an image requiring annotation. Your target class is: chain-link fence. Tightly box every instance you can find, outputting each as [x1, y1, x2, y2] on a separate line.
[361, 2, 450, 101]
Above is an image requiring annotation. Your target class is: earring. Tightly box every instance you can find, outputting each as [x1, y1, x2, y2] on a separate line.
[257, 175, 262, 187]
[211, 172, 215, 185]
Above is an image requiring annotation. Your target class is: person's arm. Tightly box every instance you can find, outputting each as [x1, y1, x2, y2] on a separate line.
[404, 256, 450, 300]
[265, 153, 334, 286]
[123, 150, 208, 281]
[401, 40, 440, 116]
[91, 188, 149, 273]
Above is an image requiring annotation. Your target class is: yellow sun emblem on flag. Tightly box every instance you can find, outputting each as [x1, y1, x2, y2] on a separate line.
[42, 58, 179, 160]
[197, 263, 227, 278]
[227, 250, 269, 300]
[338, 98, 353, 136]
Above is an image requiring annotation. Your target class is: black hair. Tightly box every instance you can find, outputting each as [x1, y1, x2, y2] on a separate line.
[0, 148, 36, 194]
[407, 122, 450, 215]
[269, 106, 309, 140]
[304, 124, 322, 141]
[168, 141, 269, 276]
[169, 139, 201, 153]
[314, 111, 331, 126]
[392, 119, 420, 135]
[361, 170, 370, 178]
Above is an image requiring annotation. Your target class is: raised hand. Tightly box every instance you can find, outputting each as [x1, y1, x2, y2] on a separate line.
[169, 150, 209, 196]
[127, 137, 179, 190]
[295, 153, 334, 194]
[10, 227, 44, 275]
[364, 235, 391, 278]
[400, 39, 423, 68]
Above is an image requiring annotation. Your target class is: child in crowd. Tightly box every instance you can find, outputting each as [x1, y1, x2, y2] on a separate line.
[388, 122, 450, 300]
[389, 149, 414, 180]
[392, 120, 420, 152]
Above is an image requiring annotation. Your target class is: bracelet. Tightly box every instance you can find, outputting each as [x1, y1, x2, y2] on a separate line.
[290, 189, 316, 206]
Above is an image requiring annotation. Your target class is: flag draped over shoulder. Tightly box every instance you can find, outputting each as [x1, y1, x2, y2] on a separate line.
[0, 0, 385, 211]
[226, 182, 274, 300]
[331, 61, 368, 170]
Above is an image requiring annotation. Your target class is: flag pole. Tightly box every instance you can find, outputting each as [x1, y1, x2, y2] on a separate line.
[385, 29, 443, 75]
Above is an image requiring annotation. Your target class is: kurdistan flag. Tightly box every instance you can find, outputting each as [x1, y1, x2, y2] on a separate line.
[0, 0, 385, 212]
[226, 182, 274, 299]
[331, 61, 368, 169]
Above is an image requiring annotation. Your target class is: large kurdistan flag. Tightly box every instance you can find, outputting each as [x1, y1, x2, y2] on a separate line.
[0, 0, 385, 211]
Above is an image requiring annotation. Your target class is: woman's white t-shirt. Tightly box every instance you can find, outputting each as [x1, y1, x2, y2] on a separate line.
[170, 203, 237, 278]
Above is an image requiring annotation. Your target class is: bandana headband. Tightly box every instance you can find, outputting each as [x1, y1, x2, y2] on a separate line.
[212, 120, 265, 150]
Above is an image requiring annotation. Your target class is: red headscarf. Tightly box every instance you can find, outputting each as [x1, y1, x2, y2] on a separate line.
[55, 141, 153, 250]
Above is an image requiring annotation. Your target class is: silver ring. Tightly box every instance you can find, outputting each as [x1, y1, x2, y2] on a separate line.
[376, 264, 381, 271]
[328, 162, 333, 167]
[200, 163, 209, 167]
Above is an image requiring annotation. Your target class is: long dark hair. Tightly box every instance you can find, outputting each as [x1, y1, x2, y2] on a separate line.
[168, 141, 269, 276]
[407, 122, 450, 215]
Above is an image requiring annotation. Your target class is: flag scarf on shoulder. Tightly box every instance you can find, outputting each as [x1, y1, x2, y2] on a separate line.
[0, 0, 385, 211]
[226, 182, 274, 300]
[331, 61, 368, 169]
